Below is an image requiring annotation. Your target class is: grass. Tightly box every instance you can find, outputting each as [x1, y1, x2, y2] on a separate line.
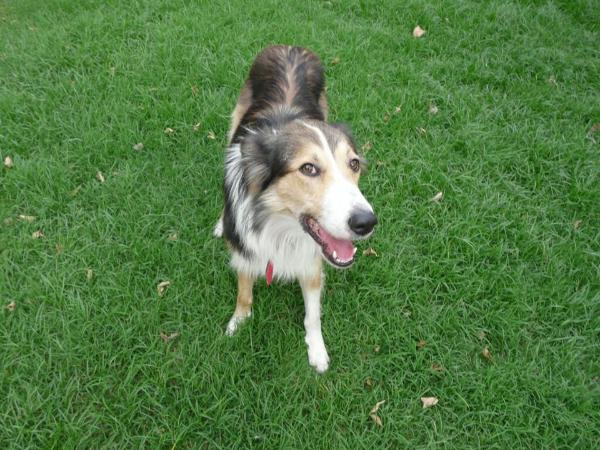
[1, 0, 599, 447]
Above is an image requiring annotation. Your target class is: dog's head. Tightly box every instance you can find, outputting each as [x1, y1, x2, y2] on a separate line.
[241, 119, 376, 268]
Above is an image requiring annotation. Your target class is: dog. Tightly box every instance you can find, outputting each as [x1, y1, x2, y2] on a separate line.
[214, 45, 377, 372]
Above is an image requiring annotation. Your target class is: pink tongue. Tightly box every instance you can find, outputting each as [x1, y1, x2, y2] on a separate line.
[318, 228, 354, 260]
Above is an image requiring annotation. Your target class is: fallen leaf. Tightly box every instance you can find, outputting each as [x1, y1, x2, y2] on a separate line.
[18, 215, 36, 223]
[482, 346, 492, 360]
[413, 25, 426, 38]
[363, 248, 378, 257]
[193, 122, 202, 132]
[160, 331, 180, 343]
[428, 104, 439, 115]
[421, 397, 438, 408]
[331, 56, 341, 65]
[167, 232, 178, 241]
[55, 243, 64, 254]
[96, 171, 105, 183]
[430, 191, 443, 202]
[417, 339, 427, 350]
[369, 400, 385, 427]
[133, 142, 144, 151]
[32, 230, 44, 239]
[573, 219, 582, 230]
[164, 127, 175, 135]
[361, 141, 373, 152]
[207, 131, 216, 140]
[4, 156, 13, 168]
[5, 301, 16, 312]
[431, 363, 444, 372]
[157, 280, 171, 296]
[86, 268, 93, 281]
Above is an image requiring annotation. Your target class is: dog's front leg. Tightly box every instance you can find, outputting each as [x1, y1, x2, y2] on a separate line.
[300, 268, 329, 373]
[225, 271, 254, 336]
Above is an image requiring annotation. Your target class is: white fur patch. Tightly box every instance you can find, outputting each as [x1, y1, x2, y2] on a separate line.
[302, 284, 329, 373]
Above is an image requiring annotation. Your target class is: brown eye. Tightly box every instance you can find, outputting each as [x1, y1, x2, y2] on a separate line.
[300, 163, 320, 177]
[349, 158, 360, 173]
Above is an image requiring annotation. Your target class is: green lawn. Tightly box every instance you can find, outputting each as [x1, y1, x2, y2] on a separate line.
[1, 0, 599, 448]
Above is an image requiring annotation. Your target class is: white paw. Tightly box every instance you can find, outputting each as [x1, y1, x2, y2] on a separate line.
[306, 337, 329, 373]
[213, 215, 223, 238]
[225, 311, 251, 336]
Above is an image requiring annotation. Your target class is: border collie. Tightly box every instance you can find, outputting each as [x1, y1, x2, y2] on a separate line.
[214, 45, 377, 372]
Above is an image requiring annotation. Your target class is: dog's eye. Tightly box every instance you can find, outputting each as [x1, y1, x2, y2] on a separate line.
[299, 163, 320, 177]
[349, 158, 360, 173]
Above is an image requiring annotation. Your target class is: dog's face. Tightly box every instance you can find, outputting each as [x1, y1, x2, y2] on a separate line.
[241, 119, 376, 268]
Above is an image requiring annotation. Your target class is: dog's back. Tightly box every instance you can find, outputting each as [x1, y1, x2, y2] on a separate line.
[229, 45, 328, 144]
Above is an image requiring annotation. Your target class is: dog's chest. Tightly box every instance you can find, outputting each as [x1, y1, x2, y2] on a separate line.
[230, 218, 321, 281]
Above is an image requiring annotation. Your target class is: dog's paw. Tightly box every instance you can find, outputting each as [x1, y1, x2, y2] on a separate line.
[306, 339, 330, 373]
[213, 215, 223, 238]
[225, 311, 251, 336]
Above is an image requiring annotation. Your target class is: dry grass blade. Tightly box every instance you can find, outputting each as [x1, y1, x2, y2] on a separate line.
[431, 363, 444, 372]
[413, 25, 426, 37]
[431, 191, 443, 202]
[167, 232, 178, 241]
[96, 171, 105, 183]
[363, 248, 378, 257]
[369, 400, 385, 427]
[32, 230, 44, 239]
[160, 331, 180, 343]
[5, 301, 16, 312]
[18, 215, 36, 222]
[157, 280, 171, 296]
[207, 131, 216, 140]
[86, 268, 93, 281]
[573, 220, 582, 230]
[330, 56, 341, 65]
[4, 155, 14, 168]
[361, 141, 373, 152]
[417, 339, 427, 350]
[133, 142, 144, 151]
[421, 397, 438, 408]
[164, 127, 175, 134]
[428, 104, 439, 114]
[193, 122, 201, 132]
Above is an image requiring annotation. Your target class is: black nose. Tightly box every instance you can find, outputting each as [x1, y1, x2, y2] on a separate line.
[348, 209, 377, 236]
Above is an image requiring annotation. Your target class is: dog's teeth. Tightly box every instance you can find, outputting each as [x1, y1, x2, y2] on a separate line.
[352, 247, 357, 256]
[332, 250, 337, 259]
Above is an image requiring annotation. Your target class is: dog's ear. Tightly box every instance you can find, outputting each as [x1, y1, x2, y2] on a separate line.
[330, 122, 357, 150]
[240, 132, 288, 193]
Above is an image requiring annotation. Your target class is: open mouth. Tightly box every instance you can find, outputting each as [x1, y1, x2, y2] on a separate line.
[301, 215, 357, 268]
